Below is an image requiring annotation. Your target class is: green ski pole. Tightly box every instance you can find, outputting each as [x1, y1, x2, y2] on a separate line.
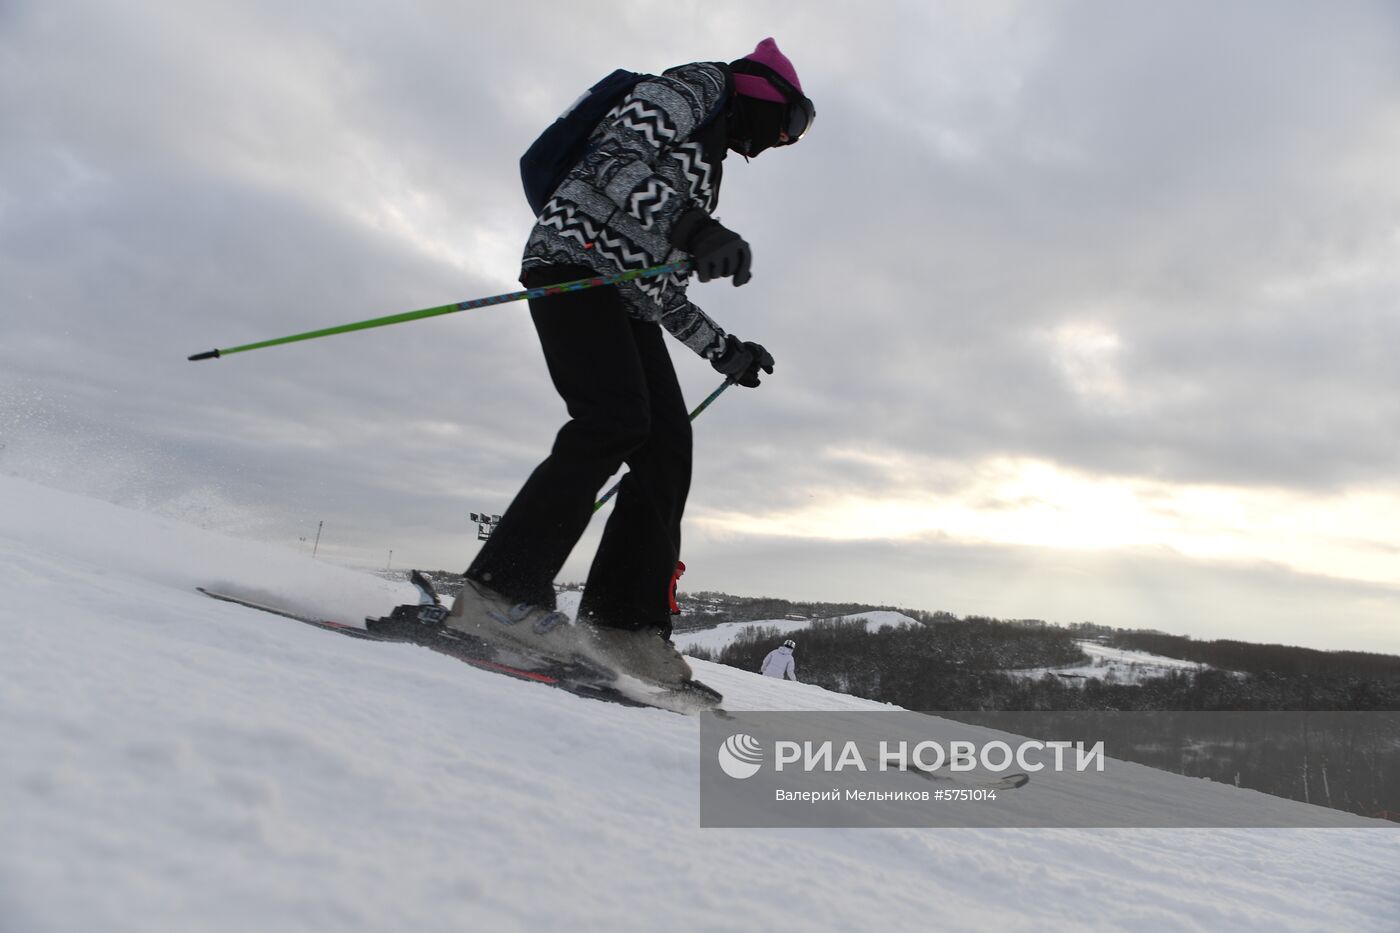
[188, 261, 691, 361]
[593, 377, 736, 512]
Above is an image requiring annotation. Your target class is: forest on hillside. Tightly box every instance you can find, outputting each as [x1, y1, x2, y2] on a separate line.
[695, 617, 1400, 820]
[1106, 630, 1400, 680]
[696, 617, 1400, 712]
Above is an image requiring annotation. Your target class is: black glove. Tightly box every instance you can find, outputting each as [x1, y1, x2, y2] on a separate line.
[670, 208, 752, 286]
[711, 335, 774, 388]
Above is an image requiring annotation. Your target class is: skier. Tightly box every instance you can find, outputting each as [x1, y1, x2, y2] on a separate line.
[761, 639, 798, 681]
[668, 561, 686, 618]
[446, 39, 815, 695]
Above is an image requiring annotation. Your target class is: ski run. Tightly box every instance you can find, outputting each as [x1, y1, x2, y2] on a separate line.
[3, 473, 1398, 932]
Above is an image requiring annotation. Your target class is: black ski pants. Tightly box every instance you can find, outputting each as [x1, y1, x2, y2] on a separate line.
[466, 264, 691, 633]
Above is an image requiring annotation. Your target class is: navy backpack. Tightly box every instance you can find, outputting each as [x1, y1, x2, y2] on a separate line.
[520, 69, 646, 216]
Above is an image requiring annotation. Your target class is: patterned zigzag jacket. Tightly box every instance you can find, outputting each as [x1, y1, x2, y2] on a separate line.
[521, 62, 733, 360]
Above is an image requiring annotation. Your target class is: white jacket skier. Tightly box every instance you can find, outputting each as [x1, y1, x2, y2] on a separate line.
[761, 640, 797, 681]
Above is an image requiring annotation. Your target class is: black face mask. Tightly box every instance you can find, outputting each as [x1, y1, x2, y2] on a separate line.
[727, 58, 816, 153]
[726, 96, 787, 158]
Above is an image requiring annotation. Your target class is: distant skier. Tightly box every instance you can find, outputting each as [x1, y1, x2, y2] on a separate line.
[668, 561, 686, 618]
[761, 639, 798, 681]
[446, 39, 815, 696]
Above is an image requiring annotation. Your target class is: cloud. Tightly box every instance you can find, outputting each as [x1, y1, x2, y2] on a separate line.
[4, 0, 1399, 650]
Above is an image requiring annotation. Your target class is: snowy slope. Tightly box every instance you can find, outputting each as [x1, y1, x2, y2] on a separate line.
[674, 609, 918, 653]
[3, 475, 1399, 933]
[1012, 639, 1213, 684]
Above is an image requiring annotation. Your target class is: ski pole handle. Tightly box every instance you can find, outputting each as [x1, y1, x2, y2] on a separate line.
[188, 261, 691, 361]
[592, 377, 735, 512]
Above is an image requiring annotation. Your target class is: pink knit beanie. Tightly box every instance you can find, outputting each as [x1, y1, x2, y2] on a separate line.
[732, 37, 802, 103]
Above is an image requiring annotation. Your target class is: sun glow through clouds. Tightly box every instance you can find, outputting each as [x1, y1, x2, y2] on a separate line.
[699, 456, 1400, 589]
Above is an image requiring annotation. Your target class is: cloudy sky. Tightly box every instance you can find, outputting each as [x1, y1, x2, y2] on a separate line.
[4, 1, 1399, 652]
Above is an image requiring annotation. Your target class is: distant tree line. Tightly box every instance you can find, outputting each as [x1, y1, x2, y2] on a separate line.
[1107, 631, 1400, 681]
[997, 669, 1400, 712]
[697, 617, 1088, 706]
[677, 592, 899, 629]
[695, 618, 1400, 713]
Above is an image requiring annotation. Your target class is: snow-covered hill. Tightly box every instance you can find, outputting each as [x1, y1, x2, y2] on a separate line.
[1012, 639, 1213, 684]
[3, 475, 1398, 932]
[673, 609, 918, 654]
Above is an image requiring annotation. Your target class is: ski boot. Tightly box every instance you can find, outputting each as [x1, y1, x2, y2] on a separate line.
[445, 576, 587, 663]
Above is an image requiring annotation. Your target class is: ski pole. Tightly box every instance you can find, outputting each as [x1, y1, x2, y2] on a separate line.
[593, 377, 735, 512]
[187, 261, 691, 361]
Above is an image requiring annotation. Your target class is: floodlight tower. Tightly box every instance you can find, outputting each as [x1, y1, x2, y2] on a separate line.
[470, 512, 502, 541]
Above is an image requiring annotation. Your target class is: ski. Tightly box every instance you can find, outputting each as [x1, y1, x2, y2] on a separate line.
[862, 750, 1029, 790]
[196, 584, 722, 715]
[910, 769, 1031, 791]
[198, 588, 385, 640]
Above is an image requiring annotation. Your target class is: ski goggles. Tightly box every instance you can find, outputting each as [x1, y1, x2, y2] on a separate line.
[730, 59, 816, 145]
